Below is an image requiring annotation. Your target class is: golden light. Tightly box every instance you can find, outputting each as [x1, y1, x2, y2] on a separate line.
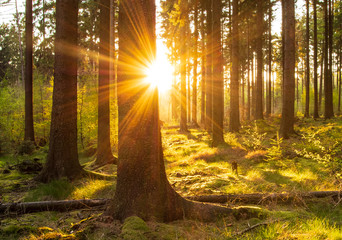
[144, 59, 173, 93]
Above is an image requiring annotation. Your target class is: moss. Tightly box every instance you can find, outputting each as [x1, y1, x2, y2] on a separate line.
[120, 216, 151, 240]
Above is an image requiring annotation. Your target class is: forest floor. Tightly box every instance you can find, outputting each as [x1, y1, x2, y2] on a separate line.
[0, 116, 342, 239]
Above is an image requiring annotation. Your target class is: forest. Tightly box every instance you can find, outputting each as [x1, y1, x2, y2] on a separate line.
[0, 0, 342, 239]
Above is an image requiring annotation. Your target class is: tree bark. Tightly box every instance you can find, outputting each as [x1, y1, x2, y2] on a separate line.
[279, 0, 296, 139]
[212, 0, 224, 146]
[313, 0, 319, 119]
[266, 0, 272, 117]
[205, 0, 213, 131]
[200, 4, 206, 125]
[180, 0, 188, 132]
[255, 0, 264, 120]
[24, 0, 35, 143]
[38, 0, 83, 182]
[229, 0, 240, 132]
[304, 0, 310, 118]
[96, 0, 117, 166]
[192, 0, 199, 126]
[324, 0, 334, 118]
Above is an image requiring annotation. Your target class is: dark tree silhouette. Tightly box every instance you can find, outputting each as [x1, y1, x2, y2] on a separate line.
[212, 0, 224, 146]
[229, 0, 240, 132]
[304, 0, 310, 118]
[313, 0, 319, 118]
[180, 0, 188, 132]
[38, 0, 83, 182]
[205, 0, 213, 131]
[95, 0, 117, 166]
[255, 0, 263, 120]
[24, 0, 34, 143]
[279, 0, 296, 139]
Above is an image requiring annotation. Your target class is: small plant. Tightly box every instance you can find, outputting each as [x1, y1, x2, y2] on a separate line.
[266, 133, 283, 161]
[242, 123, 266, 150]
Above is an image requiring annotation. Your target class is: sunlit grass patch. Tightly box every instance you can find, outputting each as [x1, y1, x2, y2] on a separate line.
[71, 179, 115, 199]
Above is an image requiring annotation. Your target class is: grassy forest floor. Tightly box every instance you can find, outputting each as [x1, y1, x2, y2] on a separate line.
[0, 117, 342, 239]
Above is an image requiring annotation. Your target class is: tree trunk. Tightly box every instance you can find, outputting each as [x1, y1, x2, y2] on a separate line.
[25, 0, 35, 143]
[192, 0, 199, 126]
[279, 0, 295, 139]
[247, 18, 251, 121]
[266, 0, 272, 117]
[229, 0, 240, 132]
[304, 0, 310, 118]
[255, 0, 264, 120]
[205, 0, 213, 131]
[313, 0, 319, 119]
[324, 0, 334, 118]
[180, 0, 188, 132]
[38, 0, 83, 182]
[96, 0, 117, 166]
[212, 0, 224, 146]
[200, 5, 206, 125]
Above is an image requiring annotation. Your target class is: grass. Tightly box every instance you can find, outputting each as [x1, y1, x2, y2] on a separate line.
[0, 117, 342, 239]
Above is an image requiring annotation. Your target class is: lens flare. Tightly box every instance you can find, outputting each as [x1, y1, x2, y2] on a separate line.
[144, 60, 173, 93]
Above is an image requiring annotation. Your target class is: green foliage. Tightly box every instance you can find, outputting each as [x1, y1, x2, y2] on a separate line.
[294, 125, 342, 181]
[266, 133, 283, 161]
[242, 123, 267, 150]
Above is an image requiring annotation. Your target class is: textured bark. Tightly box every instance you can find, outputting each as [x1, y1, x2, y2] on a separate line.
[200, 5, 206, 125]
[247, 19, 251, 121]
[229, 0, 240, 132]
[38, 0, 83, 182]
[324, 0, 334, 118]
[266, 0, 272, 117]
[313, 0, 319, 119]
[212, 0, 224, 146]
[24, 0, 35, 142]
[205, 0, 213, 131]
[255, 0, 263, 120]
[304, 0, 310, 118]
[279, 0, 295, 139]
[192, 0, 199, 126]
[96, 0, 117, 166]
[180, 0, 188, 132]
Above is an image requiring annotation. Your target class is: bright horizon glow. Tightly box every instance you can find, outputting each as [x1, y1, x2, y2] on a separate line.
[144, 39, 174, 93]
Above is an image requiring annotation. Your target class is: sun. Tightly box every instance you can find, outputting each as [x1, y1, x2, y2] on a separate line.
[144, 60, 173, 93]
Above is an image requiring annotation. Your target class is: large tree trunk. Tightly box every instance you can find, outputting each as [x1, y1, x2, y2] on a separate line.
[279, 0, 296, 139]
[200, 4, 206, 125]
[324, 0, 334, 118]
[255, 0, 264, 120]
[95, 0, 117, 166]
[229, 0, 240, 132]
[192, 0, 199, 126]
[38, 0, 83, 182]
[313, 0, 319, 119]
[180, 0, 188, 132]
[266, 0, 272, 117]
[304, 0, 310, 118]
[24, 0, 35, 143]
[205, 0, 213, 131]
[212, 0, 224, 146]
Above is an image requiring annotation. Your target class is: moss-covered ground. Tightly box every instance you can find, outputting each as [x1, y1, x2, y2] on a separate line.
[0, 117, 341, 239]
